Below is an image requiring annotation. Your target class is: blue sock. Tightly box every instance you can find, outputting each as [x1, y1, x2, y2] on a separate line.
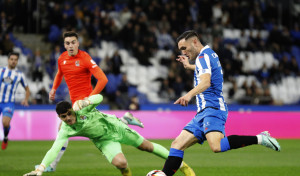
[220, 137, 231, 152]
[169, 148, 184, 158]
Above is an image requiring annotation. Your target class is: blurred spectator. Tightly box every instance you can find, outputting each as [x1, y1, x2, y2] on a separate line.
[1, 33, 14, 55]
[157, 28, 175, 50]
[290, 56, 300, 76]
[46, 45, 61, 80]
[128, 96, 140, 110]
[238, 30, 249, 51]
[107, 50, 123, 75]
[31, 48, 44, 82]
[115, 74, 130, 109]
[35, 87, 49, 104]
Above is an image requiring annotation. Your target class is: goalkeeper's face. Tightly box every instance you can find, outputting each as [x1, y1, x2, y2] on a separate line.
[58, 109, 76, 125]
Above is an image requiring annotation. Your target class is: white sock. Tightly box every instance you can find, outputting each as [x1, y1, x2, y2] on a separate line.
[256, 135, 262, 145]
[50, 140, 69, 169]
[119, 117, 128, 125]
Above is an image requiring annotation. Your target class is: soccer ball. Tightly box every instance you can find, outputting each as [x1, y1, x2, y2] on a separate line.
[146, 170, 166, 176]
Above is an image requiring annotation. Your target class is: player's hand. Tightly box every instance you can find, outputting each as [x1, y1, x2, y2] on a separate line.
[174, 94, 192, 106]
[49, 89, 56, 101]
[176, 55, 190, 69]
[73, 99, 91, 111]
[21, 99, 29, 106]
[23, 170, 43, 176]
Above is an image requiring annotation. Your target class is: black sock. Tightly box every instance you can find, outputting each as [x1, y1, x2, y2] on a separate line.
[227, 135, 258, 149]
[4, 127, 10, 138]
[162, 156, 183, 176]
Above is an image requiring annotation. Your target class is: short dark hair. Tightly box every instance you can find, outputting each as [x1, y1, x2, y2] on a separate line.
[176, 30, 200, 44]
[63, 31, 78, 40]
[56, 101, 72, 115]
[8, 52, 20, 59]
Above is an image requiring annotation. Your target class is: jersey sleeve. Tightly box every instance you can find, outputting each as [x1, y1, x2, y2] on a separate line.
[83, 55, 108, 95]
[40, 129, 68, 167]
[52, 64, 63, 90]
[19, 72, 28, 88]
[195, 54, 212, 75]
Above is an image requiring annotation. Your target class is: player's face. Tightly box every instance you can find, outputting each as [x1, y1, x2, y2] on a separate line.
[64, 36, 79, 56]
[8, 55, 19, 69]
[59, 109, 76, 125]
[178, 38, 199, 61]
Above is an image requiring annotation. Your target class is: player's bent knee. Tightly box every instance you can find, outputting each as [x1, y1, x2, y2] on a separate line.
[112, 154, 128, 169]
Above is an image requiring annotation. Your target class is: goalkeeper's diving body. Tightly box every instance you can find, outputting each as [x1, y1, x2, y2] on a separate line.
[41, 31, 144, 172]
[24, 94, 195, 176]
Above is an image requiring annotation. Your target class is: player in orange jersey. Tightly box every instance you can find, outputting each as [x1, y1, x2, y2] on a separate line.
[37, 31, 143, 172]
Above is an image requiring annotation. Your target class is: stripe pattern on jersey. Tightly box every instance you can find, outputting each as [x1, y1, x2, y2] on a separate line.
[0, 67, 28, 103]
[194, 45, 227, 112]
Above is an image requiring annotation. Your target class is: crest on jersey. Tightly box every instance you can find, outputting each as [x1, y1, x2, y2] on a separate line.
[80, 116, 87, 120]
[2, 77, 13, 84]
[75, 60, 80, 66]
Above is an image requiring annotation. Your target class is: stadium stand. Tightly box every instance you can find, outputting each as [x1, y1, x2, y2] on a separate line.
[0, 0, 300, 108]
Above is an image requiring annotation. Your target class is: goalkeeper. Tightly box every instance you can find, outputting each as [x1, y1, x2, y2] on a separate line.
[23, 94, 195, 176]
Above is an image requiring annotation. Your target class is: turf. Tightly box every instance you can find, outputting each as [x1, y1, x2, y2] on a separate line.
[1, 139, 299, 176]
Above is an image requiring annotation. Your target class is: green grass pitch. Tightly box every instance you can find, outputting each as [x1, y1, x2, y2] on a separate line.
[1, 139, 299, 176]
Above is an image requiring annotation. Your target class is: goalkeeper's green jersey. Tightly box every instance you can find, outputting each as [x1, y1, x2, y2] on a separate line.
[41, 94, 122, 167]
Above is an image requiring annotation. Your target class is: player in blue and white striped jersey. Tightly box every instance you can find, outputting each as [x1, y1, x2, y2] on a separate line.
[0, 52, 30, 150]
[161, 31, 281, 176]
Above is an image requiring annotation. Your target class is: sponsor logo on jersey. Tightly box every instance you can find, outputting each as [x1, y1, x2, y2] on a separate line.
[75, 60, 80, 67]
[63, 60, 66, 65]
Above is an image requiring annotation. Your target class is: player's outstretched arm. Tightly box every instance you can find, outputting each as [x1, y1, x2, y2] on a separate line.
[23, 164, 45, 176]
[90, 66, 108, 95]
[21, 86, 30, 106]
[49, 69, 63, 101]
[73, 94, 103, 111]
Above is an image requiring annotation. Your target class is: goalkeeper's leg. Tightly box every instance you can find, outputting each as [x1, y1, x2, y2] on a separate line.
[119, 112, 144, 128]
[111, 153, 132, 176]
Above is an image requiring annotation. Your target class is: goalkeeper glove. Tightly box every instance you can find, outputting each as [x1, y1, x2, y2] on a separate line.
[72, 99, 91, 111]
[23, 164, 45, 176]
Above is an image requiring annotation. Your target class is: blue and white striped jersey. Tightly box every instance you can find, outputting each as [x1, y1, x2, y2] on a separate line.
[0, 67, 28, 103]
[194, 45, 227, 112]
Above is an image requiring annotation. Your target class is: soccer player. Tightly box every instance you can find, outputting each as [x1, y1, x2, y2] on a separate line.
[42, 31, 143, 172]
[161, 30, 281, 176]
[1, 52, 30, 150]
[24, 94, 195, 176]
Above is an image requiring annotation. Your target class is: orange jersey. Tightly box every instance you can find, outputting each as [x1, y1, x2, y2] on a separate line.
[52, 50, 108, 103]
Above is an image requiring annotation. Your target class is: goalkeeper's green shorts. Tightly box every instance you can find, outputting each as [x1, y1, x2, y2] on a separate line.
[91, 116, 144, 163]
